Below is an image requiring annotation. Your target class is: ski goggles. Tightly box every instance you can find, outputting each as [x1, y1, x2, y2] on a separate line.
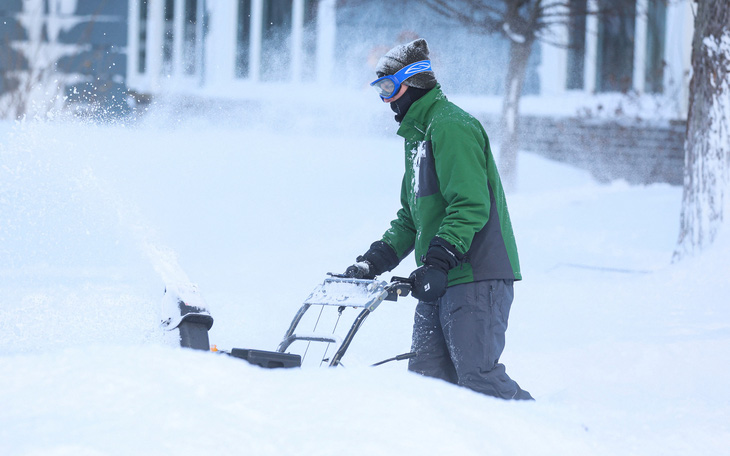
[370, 60, 432, 100]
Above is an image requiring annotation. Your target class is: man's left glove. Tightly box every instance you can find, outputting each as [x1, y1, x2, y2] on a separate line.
[345, 241, 400, 279]
[409, 237, 463, 302]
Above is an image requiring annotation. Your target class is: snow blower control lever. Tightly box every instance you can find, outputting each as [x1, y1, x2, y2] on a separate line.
[327, 274, 413, 302]
[274, 276, 414, 367]
[385, 276, 414, 301]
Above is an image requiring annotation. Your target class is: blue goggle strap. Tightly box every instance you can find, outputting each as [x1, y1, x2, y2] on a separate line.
[393, 60, 432, 82]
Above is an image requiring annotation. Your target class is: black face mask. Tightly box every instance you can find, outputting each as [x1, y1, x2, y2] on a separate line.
[390, 87, 431, 123]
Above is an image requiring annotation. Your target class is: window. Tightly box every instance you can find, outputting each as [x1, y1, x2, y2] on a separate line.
[261, 0, 293, 82]
[644, 0, 666, 93]
[183, 0, 198, 75]
[236, 0, 252, 78]
[163, 0, 175, 74]
[138, 0, 148, 74]
[301, 0, 318, 82]
[596, 0, 636, 92]
[566, 0, 587, 90]
[129, 0, 326, 88]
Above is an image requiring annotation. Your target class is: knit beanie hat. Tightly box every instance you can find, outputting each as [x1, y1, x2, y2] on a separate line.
[375, 38, 437, 90]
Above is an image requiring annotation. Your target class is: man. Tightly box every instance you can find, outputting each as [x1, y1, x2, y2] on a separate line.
[346, 39, 532, 400]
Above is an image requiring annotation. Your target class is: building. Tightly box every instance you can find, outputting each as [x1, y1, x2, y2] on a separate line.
[124, 0, 693, 113]
[1, 0, 695, 183]
[126, 0, 335, 99]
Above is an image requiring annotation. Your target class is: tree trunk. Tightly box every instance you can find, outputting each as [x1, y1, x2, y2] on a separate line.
[498, 38, 533, 191]
[673, 0, 730, 260]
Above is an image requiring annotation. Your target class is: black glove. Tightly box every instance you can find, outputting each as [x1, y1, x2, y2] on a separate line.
[345, 241, 399, 279]
[409, 237, 463, 302]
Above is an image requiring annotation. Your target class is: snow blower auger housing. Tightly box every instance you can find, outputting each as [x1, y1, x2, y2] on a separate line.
[161, 276, 413, 369]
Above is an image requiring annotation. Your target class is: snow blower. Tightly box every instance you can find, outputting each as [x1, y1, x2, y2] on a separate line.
[161, 275, 414, 369]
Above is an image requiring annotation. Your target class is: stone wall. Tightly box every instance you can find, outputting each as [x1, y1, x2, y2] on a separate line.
[480, 115, 686, 186]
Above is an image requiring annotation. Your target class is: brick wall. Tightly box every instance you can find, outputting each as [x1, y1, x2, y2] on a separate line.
[479, 115, 686, 186]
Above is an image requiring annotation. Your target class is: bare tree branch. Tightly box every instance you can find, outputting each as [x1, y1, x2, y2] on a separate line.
[422, 0, 504, 32]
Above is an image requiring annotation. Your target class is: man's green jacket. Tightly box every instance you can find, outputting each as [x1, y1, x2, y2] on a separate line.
[382, 85, 521, 285]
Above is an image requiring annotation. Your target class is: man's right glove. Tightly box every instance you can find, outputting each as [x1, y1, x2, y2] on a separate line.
[409, 237, 463, 302]
[345, 241, 399, 279]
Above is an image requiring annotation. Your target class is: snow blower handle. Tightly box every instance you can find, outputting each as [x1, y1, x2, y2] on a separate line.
[385, 276, 414, 301]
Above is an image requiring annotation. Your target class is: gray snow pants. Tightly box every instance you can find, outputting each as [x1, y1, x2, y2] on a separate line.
[408, 279, 533, 400]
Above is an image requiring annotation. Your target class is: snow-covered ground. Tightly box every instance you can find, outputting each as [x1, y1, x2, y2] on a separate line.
[0, 99, 728, 455]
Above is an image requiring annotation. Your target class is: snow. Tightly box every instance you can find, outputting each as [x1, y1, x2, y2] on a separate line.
[6, 0, 86, 118]
[1, 97, 729, 455]
[303, 278, 387, 309]
[411, 142, 427, 196]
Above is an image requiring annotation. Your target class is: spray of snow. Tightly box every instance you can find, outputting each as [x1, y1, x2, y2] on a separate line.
[3, 1, 85, 118]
